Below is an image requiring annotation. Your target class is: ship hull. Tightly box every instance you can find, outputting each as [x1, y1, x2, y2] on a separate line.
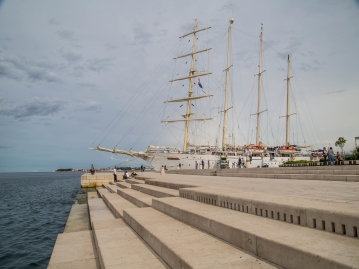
[140, 152, 310, 171]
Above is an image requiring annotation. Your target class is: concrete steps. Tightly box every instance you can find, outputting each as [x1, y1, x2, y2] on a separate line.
[116, 188, 153, 207]
[88, 193, 115, 222]
[179, 186, 359, 238]
[116, 181, 132, 189]
[131, 183, 179, 198]
[165, 167, 359, 182]
[123, 207, 277, 269]
[88, 192, 169, 268]
[217, 172, 359, 181]
[152, 197, 359, 269]
[125, 178, 144, 184]
[82, 173, 359, 269]
[102, 193, 138, 218]
[48, 194, 99, 269]
[48, 230, 99, 269]
[97, 188, 111, 198]
[218, 167, 359, 174]
[63, 204, 91, 233]
[105, 184, 120, 193]
[144, 178, 201, 190]
[92, 218, 169, 268]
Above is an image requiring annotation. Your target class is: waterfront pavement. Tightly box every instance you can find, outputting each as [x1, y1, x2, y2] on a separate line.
[50, 166, 359, 268]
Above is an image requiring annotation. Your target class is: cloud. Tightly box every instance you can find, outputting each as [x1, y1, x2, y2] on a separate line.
[56, 29, 75, 41]
[299, 62, 320, 72]
[0, 57, 62, 82]
[86, 57, 114, 72]
[48, 18, 60, 25]
[60, 50, 82, 62]
[221, 2, 239, 11]
[0, 97, 66, 120]
[77, 82, 97, 89]
[327, 90, 346, 94]
[106, 44, 119, 51]
[132, 24, 153, 45]
[277, 37, 302, 58]
[0, 61, 21, 79]
[82, 100, 101, 112]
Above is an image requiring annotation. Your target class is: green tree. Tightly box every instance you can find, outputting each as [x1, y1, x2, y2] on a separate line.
[335, 137, 346, 157]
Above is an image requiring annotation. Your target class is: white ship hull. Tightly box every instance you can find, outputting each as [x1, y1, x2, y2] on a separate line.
[142, 153, 221, 170]
[140, 152, 310, 171]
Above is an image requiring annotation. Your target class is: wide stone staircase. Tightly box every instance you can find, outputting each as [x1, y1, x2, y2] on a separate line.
[74, 168, 359, 269]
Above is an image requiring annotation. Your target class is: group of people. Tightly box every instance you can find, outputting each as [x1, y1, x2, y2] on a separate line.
[322, 147, 343, 166]
[194, 159, 207, 169]
[112, 166, 139, 182]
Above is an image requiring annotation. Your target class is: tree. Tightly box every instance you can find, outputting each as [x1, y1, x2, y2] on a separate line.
[335, 137, 346, 157]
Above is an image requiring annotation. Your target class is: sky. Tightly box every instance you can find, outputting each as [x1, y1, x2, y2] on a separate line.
[0, 0, 358, 172]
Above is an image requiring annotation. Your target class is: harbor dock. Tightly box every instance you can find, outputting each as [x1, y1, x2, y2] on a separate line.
[48, 166, 359, 268]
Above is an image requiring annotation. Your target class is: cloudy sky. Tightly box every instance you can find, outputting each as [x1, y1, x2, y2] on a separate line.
[0, 0, 358, 172]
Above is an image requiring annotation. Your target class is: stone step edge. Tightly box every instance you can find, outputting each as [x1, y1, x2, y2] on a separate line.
[123, 207, 276, 269]
[217, 173, 359, 181]
[144, 178, 201, 190]
[116, 181, 132, 188]
[131, 183, 179, 198]
[116, 188, 152, 207]
[152, 197, 358, 269]
[216, 170, 359, 175]
[102, 193, 139, 218]
[89, 195, 169, 269]
[179, 187, 359, 238]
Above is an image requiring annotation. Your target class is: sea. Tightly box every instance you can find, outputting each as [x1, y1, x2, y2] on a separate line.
[0, 172, 85, 269]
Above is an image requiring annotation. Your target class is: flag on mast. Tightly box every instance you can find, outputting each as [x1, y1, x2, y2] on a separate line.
[198, 78, 203, 88]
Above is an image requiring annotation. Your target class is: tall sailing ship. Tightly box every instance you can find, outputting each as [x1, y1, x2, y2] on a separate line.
[92, 19, 311, 170]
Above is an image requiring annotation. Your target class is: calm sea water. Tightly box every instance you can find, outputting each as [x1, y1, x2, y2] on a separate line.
[0, 172, 83, 269]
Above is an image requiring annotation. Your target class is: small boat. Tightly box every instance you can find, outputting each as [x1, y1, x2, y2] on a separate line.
[245, 144, 265, 155]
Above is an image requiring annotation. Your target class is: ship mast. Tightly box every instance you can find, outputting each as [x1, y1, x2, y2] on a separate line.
[280, 55, 295, 146]
[253, 24, 267, 146]
[221, 18, 234, 150]
[162, 20, 212, 153]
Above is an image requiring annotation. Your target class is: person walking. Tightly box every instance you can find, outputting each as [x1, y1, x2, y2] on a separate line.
[238, 158, 241, 168]
[208, 160, 210, 169]
[113, 166, 117, 182]
[201, 159, 204, 169]
[195, 161, 198, 169]
[323, 147, 328, 166]
[328, 147, 334, 166]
